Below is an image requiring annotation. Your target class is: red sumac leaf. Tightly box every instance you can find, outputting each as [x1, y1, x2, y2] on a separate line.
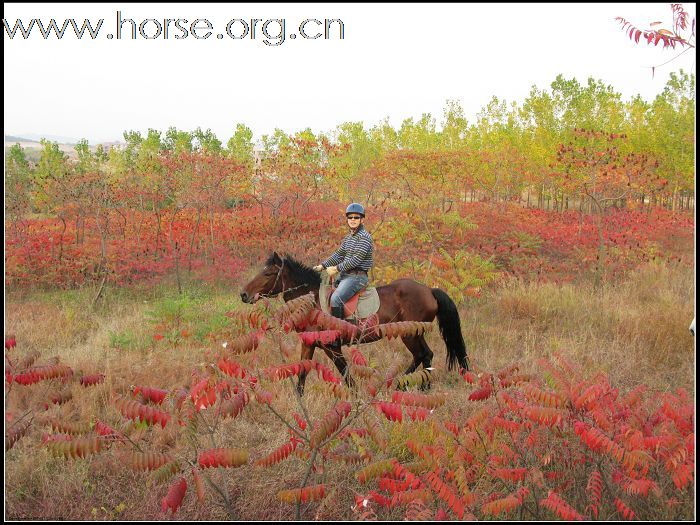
[198, 448, 248, 468]
[161, 477, 187, 514]
[80, 373, 105, 387]
[469, 385, 493, 401]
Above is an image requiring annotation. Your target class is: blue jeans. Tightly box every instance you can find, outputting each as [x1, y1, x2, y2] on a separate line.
[331, 273, 369, 308]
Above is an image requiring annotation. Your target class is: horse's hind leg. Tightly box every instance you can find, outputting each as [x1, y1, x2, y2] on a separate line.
[401, 336, 427, 376]
[400, 336, 433, 390]
[418, 335, 434, 370]
[418, 336, 434, 390]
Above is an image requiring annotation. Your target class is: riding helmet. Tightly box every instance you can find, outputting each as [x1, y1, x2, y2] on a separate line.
[345, 203, 365, 217]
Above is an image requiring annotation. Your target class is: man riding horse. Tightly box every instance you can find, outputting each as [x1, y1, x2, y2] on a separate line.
[240, 202, 470, 395]
[313, 203, 373, 324]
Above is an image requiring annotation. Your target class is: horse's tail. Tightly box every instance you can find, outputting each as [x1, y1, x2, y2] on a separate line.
[431, 288, 470, 372]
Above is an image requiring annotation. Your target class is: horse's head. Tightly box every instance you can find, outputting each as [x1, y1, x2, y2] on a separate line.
[241, 252, 288, 303]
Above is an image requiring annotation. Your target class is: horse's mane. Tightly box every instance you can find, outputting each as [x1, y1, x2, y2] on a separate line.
[265, 253, 321, 288]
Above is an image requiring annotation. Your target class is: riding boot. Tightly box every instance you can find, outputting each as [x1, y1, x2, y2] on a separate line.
[331, 305, 345, 321]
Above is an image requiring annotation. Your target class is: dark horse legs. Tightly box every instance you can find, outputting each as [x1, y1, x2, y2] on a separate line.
[296, 335, 435, 395]
[401, 335, 434, 375]
[295, 343, 354, 396]
[296, 344, 315, 395]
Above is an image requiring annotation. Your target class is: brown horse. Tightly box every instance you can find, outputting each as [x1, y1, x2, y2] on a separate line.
[241, 252, 470, 394]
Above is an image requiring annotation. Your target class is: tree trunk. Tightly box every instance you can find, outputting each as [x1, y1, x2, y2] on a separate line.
[136, 196, 144, 249]
[93, 208, 109, 293]
[672, 186, 678, 211]
[169, 208, 182, 295]
[135, 211, 143, 250]
[209, 211, 216, 264]
[189, 207, 202, 273]
[59, 216, 66, 263]
[589, 196, 606, 289]
[115, 208, 128, 239]
[155, 210, 162, 259]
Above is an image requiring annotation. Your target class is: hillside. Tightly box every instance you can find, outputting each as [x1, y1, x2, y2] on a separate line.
[5, 135, 125, 162]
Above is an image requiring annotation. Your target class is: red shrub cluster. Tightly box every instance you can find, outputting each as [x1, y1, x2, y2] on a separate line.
[4, 295, 695, 520]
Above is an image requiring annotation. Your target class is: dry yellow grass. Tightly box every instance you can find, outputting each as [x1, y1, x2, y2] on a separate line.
[4, 260, 696, 520]
[459, 260, 695, 393]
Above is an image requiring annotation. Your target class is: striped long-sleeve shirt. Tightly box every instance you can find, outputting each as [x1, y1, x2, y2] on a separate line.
[322, 224, 374, 273]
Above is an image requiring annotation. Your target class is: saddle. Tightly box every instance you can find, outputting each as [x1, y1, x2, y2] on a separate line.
[319, 273, 380, 321]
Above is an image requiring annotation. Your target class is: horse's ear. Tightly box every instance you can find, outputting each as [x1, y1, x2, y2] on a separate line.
[272, 251, 283, 265]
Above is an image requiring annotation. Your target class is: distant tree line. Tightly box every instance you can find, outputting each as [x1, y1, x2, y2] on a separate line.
[5, 71, 695, 230]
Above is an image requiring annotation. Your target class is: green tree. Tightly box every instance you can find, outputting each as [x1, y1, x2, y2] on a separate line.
[468, 97, 530, 204]
[647, 70, 695, 209]
[397, 113, 441, 151]
[227, 123, 255, 169]
[520, 85, 560, 208]
[261, 128, 291, 155]
[74, 138, 100, 175]
[164, 127, 194, 154]
[5, 143, 33, 225]
[368, 118, 399, 152]
[33, 139, 70, 211]
[193, 127, 223, 154]
[440, 99, 469, 150]
[327, 122, 378, 201]
[549, 75, 625, 132]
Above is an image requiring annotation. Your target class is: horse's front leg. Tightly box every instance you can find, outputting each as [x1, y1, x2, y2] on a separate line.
[322, 345, 355, 389]
[296, 343, 316, 396]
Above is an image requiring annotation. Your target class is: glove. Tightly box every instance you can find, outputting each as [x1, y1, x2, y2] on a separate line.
[313, 264, 324, 272]
[326, 266, 339, 277]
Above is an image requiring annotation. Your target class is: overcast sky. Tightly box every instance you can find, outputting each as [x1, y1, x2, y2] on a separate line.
[3, 2, 696, 144]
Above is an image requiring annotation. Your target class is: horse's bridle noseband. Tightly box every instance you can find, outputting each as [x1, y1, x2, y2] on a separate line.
[261, 258, 286, 298]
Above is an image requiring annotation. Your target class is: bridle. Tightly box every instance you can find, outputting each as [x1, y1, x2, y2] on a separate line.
[260, 258, 286, 298]
[258, 257, 311, 300]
